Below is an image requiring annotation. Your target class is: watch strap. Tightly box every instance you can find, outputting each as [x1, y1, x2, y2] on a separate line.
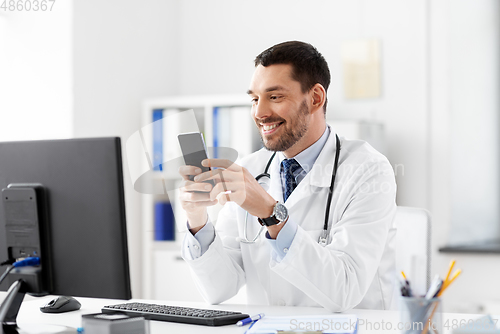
[257, 216, 280, 227]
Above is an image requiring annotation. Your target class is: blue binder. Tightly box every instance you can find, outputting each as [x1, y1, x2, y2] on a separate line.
[152, 109, 163, 171]
[154, 202, 175, 241]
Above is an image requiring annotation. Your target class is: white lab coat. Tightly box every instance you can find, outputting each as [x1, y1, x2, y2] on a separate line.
[182, 131, 397, 312]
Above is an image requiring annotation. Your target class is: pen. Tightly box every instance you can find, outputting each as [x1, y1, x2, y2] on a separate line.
[237, 313, 265, 327]
[425, 274, 443, 299]
[438, 269, 462, 296]
[422, 262, 462, 334]
[431, 280, 444, 298]
[444, 260, 456, 283]
[400, 271, 413, 297]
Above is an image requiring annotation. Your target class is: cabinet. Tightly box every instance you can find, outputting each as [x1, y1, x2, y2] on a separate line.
[139, 94, 385, 301]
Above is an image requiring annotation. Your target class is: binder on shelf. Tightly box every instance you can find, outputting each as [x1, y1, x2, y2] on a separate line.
[212, 106, 259, 160]
[213, 107, 219, 158]
[162, 108, 181, 169]
[162, 108, 201, 176]
[212, 107, 232, 158]
[153, 108, 196, 175]
[231, 106, 256, 158]
[154, 201, 175, 241]
[152, 109, 164, 171]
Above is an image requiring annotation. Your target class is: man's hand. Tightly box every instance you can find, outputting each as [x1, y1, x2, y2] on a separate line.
[193, 159, 284, 238]
[178, 165, 218, 234]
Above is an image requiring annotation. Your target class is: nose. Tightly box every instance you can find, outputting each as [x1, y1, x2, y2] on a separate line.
[253, 99, 271, 121]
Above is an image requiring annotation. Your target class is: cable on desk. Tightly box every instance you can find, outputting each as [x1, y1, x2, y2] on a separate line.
[0, 257, 41, 286]
[0, 265, 14, 286]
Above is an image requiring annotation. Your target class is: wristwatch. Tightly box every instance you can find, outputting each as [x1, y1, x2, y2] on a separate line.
[258, 202, 288, 226]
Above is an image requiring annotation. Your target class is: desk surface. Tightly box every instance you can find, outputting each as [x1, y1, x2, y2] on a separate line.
[1, 292, 496, 334]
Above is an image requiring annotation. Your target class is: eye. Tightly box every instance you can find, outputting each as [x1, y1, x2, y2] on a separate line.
[250, 97, 258, 104]
[270, 95, 282, 101]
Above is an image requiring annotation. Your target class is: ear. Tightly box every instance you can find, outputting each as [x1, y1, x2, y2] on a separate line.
[310, 83, 326, 115]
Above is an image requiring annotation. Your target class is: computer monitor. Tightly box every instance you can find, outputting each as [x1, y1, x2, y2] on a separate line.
[0, 138, 131, 326]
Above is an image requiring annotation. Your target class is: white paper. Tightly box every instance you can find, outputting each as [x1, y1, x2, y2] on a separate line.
[245, 314, 358, 334]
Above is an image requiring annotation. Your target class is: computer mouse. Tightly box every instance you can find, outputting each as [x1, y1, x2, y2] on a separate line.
[40, 296, 81, 313]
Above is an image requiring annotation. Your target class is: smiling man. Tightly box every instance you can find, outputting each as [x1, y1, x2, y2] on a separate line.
[178, 41, 397, 311]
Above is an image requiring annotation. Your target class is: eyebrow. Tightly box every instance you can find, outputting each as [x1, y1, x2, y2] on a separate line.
[247, 86, 288, 95]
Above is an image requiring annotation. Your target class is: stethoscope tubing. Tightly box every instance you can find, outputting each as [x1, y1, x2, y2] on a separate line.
[241, 134, 340, 245]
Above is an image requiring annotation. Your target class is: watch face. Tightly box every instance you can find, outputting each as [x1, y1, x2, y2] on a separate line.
[274, 202, 288, 221]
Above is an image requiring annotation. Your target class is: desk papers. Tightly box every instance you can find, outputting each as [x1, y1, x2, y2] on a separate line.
[245, 314, 358, 334]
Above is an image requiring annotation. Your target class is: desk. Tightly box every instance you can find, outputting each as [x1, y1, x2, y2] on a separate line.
[1, 292, 496, 333]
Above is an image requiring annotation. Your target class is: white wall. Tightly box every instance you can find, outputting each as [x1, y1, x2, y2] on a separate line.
[428, 0, 454, 310]
[0, 2, 72, 141]
[72, 0, 181, 298]
[449, 0, 500, 244]
[430, 0, 500, 313]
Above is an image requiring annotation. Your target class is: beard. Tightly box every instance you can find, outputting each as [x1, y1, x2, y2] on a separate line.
[258, 99, 309, 152]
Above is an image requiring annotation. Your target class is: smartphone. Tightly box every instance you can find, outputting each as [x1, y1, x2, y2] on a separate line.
[178, 132, 215, 186]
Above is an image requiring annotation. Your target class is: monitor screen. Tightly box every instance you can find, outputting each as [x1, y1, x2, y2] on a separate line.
[0, 137, 131, 300]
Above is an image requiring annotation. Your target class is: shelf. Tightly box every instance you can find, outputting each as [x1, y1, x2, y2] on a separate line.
[152, 240, 183, 252]
[143, 94, 251, 110]
[151, 170, 182, 181]
[439, 239, 500, 254]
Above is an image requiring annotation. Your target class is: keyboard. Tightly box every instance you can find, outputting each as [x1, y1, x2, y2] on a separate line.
[102, 302, 249, 326]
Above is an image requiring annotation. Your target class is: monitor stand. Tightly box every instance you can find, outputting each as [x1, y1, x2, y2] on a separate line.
[0, 280, 74, 334]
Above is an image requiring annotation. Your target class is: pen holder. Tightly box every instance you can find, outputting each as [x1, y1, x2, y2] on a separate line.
[400, 297, 442, 334]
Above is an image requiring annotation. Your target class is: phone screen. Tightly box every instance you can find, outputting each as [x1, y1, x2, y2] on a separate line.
[178, 132, 214, 185]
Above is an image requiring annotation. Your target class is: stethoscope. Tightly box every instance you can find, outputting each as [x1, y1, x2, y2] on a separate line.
[240, 134, 341, 247]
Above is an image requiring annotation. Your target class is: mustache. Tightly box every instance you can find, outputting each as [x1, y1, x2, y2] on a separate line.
[255, 117, 285, 125]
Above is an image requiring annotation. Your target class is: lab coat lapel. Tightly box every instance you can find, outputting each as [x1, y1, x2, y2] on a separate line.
[309, 128, 339, 188]
[283, 130, 338, 209]
[267, 151, 284, 203]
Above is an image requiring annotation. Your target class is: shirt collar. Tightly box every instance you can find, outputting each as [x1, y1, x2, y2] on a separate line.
[278, 125, 330, 173]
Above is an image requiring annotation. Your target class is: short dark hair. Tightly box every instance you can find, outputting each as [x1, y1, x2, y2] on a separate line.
[254, 41, 330, 113]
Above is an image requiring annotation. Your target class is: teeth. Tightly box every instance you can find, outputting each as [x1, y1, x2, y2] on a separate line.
[263, 124, 279, 131]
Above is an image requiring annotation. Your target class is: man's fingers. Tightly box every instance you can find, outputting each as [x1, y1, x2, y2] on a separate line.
[182, 180, 213, 192]
[194, 168, 242, 183]
[180, 191, 213, 203]
[210, 182, 242, 201]
[217, 190, 242, 206]
[184, 200, 218, 209]
[194, 168, 225, 182]
[178, 165, 203, 180]
[202, 159, 240, 172]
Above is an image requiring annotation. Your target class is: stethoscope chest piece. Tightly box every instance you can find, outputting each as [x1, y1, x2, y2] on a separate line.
[318, 230, 329, 247]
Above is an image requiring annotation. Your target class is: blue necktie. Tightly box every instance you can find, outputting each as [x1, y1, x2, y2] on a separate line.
[281, 158, 301, 202]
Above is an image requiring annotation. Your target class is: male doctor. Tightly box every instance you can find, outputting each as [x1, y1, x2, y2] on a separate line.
[178, 41, 397, 312]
